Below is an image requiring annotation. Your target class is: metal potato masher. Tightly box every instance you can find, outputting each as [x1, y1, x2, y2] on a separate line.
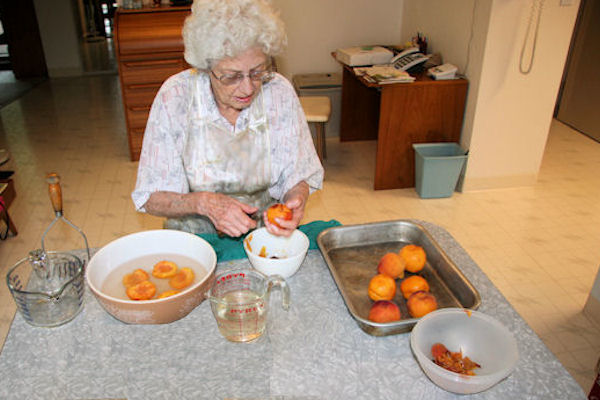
[5, 173, 89, 327]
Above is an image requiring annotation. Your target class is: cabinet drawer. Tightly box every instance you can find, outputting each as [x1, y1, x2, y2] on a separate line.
[125, 105, 151, 130]
[116, 10, 190, 55]
[120, 58, 185, 85]
[128, 127, 145, 161]
[123, 83, 161, 107]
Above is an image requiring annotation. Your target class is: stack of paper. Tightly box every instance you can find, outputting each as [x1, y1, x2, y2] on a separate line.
[354, 65, 415, 84]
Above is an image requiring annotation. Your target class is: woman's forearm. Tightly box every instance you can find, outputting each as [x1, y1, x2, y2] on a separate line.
[283, 181, 309, 205]
[143, 191, 205, 218]
[143, 191, 260, 237]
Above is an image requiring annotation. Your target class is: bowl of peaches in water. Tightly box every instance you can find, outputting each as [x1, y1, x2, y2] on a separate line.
[86, 229, 217, 324]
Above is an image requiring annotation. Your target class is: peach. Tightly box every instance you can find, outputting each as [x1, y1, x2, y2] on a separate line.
[399, 244, 427, 273]
[267, 203, 293, 228]
[368, 300, 401, 323]
[368, 273, 396, 301]
[406, 290, 438, 318]
[377, 252, 405, 279]
[152, 261, 178, 279]
[157, 290, 180, 299]
[169, 267, 195, 290]
[399, 275, 430, 299]
[126, 280, 156, 301]
[122, 268, 150, 288]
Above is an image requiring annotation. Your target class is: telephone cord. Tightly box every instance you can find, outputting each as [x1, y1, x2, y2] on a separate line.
[519, 0, 545, 75]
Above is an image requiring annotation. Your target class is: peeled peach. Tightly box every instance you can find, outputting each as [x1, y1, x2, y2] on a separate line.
[368, 273, 396, 301]
[266, 203, 292, 228]
[152, 261, 178, 279]
[406, 291, 438, 318]
[122, 268, 150, 288]
[377, 252, 405, 279]
[399, 275, 430, 299]
[368, 300, 401, 323]
[169, 267, 195, 290]
[126, 280, 156, 301]
[399, 244, 427, 273]
[157, 290, 180, 299]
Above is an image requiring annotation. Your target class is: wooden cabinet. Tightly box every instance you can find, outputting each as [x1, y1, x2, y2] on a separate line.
[114, 6, 191, 161]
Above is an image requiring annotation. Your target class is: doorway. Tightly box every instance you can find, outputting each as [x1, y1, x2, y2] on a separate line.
[0, 0, 48, 108]
[78, 0, 118, 74]
[555, 0, 600, 143]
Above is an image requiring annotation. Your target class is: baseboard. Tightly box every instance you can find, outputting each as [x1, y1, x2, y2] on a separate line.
[460, 173, 537, 192]
[584, 294, 600, 327]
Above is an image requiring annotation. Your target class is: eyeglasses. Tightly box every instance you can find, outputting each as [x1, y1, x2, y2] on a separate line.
[210, 67, 272, 86]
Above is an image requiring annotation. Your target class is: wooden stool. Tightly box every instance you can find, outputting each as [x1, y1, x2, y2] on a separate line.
[299, 96, 331, 162]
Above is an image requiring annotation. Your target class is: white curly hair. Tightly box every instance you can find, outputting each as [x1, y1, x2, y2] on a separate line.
[183, 0, 287, 70]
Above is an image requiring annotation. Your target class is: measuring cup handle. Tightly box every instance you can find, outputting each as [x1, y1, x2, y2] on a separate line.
[46, 173, 63, 215]
[266, 274, 290, 311]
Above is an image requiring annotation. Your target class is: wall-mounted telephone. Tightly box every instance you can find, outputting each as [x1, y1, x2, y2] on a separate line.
[390, 47, 430, 71]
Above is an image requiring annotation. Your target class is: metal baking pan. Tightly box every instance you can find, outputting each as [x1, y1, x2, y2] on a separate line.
[317, 220, 480, 336]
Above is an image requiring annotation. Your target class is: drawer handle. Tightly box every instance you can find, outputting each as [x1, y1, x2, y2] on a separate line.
[127, 83, 162, 90]
[124, 59, 181, 68]
[129, 105, 151, 112]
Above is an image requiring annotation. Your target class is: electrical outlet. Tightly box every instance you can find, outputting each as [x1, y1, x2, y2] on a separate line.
[560, 0, 574, 6]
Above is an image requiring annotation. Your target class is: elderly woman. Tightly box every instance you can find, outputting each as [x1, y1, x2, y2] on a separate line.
[131, 0, 323, 238]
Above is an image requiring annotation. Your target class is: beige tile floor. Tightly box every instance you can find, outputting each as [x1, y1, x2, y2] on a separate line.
[0, 74, 599, 393]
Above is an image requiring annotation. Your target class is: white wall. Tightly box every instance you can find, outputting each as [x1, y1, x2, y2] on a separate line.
[464, 0, 580, 190]
[34, 0, 83, 77]
[272, 0, 404, 79]
[401, 0, 580, 191]
[401, 0, 487, 73]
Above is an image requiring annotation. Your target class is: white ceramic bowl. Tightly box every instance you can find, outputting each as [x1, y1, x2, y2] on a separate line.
[243, 227, 309, 279]
[410, 308, 519, 394]
[86, 229, 216, 324]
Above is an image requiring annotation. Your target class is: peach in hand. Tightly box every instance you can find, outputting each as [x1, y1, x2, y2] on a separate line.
[266, 203, 292, 228]
[368, 300, 401, 323]
[406, 290, 438, 318]
[368, 273, 397, 301]
[377, 252, 405, 279]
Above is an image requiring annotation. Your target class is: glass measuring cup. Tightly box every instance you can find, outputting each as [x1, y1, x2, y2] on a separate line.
[207, 269, 290, 342]
[6, 250, 84, 327]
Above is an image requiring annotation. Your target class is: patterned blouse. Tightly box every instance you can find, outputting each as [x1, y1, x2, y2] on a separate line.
[132, 69, 324, 211]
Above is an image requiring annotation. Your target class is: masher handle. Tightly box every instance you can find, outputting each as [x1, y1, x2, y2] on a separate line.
[46, 173, 63, 215]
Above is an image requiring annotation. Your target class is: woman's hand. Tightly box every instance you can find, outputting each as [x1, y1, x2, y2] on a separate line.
[263, 181, 309, 237]
[199, 192, 258, 237]
[144, 191, 257, 237]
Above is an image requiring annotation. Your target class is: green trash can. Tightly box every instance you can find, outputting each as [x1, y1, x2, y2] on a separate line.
[412, 143, 468, 199]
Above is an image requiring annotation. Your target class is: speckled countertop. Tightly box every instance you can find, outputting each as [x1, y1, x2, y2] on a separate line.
[0, 221, 586, 399]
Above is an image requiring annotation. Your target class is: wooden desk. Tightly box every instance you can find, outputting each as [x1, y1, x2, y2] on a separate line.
[339, 65, 468, 190]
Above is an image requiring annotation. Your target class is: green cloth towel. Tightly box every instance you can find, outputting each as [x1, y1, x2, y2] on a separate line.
[197, 219, 342, 262]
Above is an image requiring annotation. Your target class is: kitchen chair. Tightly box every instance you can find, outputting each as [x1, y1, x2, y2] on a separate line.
[299, 96, 331, 162]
